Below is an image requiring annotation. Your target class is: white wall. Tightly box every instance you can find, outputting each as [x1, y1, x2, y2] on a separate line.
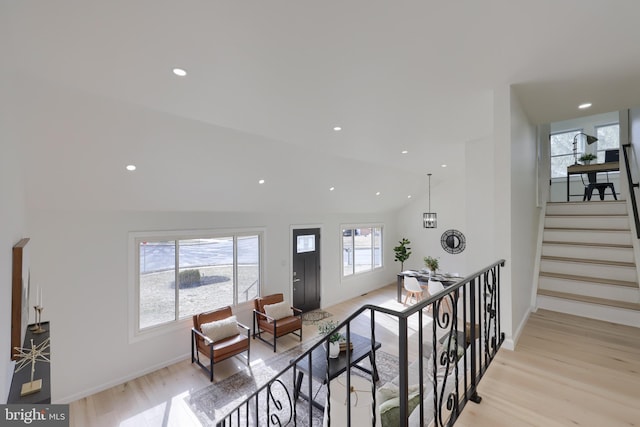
[493, 86, 514, 344]
[0, 70, 27, 403]
[490, 86, 539, 349]
[27, 208, 397, 402]
[394, 157, 469, 276]
[465, 136, 496, 272]
[508, 90, 539, 345]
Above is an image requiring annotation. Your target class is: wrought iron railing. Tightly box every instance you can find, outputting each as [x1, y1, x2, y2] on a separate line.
[216, 259, 506, 427]
[622, 143, 640, 238]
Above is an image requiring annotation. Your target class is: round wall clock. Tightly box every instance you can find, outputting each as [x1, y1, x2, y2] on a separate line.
[441, 229, 466, 254]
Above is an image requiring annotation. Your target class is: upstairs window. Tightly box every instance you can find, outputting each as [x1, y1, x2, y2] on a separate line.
[595, 123, 620, 163]
[550, 129, 581, 178]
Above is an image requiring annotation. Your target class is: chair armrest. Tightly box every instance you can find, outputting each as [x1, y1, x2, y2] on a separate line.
[253, 309, 275, 323]
[292, 307, 303, 316]
[236, 321, 250, 333]
[192, 327, 213, 346]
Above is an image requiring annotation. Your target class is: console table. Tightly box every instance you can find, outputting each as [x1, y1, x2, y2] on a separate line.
[7, 322, 51, 404]
[566, 161, 619, 201]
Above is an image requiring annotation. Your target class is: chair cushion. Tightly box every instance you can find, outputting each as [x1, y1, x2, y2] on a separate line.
[263, 300, 293, 321]
[201, 315, 239, 343]
[378, 386, 422, 427]
[211, 334, 249, 362]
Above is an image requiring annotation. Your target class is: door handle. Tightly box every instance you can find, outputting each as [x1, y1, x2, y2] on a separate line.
[293, 278, 301, 282]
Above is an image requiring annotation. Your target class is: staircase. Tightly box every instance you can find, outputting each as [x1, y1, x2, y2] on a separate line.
[536, 200, 640, 327]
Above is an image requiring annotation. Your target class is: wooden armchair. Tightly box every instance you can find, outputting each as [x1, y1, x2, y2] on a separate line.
[191, 306, 250, 381]
[253, 293, 303, 352]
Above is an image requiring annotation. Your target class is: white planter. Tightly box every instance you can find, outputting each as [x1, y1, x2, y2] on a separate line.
[329, 341, 340, 358]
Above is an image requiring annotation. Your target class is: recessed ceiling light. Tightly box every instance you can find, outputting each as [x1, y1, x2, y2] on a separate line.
[441, 164, 447, 168]
[407, 195, 412, 199]
[578, 103, 592, 109]
[258, 179, 265, 184]
[172, 68, 187, 77]
[126, 164, 136, 171]
[329, 187, 335, 191]
[375, 191, 381, 196]
[401, 150, 408, 154]
[333, 126, 342, 131]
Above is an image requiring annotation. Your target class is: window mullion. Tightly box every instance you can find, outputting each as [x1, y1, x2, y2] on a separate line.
[351, 232, 355, 275]
[233, 236, 238, 306]
[175, 240, 179, 321]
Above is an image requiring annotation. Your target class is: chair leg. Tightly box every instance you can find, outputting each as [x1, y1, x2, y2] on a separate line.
[273, 324, 277, 352]
[209, 353, 214, 382]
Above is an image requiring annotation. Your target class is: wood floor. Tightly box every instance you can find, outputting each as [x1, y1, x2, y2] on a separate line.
[70, 284, 640, 427]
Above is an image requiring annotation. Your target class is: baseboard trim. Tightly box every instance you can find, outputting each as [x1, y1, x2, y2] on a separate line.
[56, 353, 190, 404]
[502, 307, 532, 351]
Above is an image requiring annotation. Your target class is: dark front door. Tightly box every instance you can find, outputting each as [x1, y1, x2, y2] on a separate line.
[292, 228, 320, 313]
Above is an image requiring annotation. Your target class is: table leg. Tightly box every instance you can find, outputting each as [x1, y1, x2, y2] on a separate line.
[369, 351, 379, 382]
[294, 371, 303, 401]
[293, 371, 325, 411]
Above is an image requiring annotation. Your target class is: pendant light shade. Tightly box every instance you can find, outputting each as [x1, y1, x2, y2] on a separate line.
[423, 173, 437, 228]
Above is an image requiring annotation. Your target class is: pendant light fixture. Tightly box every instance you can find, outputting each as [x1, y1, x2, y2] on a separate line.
[423, 173, 437, 228]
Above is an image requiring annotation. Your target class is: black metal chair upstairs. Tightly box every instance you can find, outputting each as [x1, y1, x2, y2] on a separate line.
[583, 171, 617, 201]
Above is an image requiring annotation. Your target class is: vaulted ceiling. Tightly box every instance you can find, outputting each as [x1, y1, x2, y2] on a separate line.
[4, 1, 640, 213]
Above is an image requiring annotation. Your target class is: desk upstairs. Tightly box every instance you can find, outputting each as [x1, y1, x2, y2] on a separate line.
[566, 161, 619, 201]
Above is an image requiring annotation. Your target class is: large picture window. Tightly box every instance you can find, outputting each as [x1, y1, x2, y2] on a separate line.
[341, 226, 383, 277]
[133, 230, 262, 332]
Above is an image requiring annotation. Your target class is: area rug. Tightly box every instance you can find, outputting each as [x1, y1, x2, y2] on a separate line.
[186, 342, 398, 426]
[301, 309, 333, 325]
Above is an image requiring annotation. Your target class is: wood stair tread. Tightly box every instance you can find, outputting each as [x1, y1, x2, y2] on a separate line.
[537, 289, 640, 311]
[542, 240, 633, 249]
[545, 214, 628, 217]
[538, 271, 638, 288]
[544, 227, 630, 232]
[541, 255, 635, 268]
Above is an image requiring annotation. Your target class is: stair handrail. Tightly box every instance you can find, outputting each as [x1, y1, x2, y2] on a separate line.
[622, 143, 640, 238]
[215, 259, 506, 427]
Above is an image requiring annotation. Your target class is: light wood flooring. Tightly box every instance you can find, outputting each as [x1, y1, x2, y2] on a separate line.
[70, 284, 640, 426]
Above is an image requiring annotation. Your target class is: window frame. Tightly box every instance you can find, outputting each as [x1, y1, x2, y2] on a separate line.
[550, 128, 582, 179]
[128, 227, 264, 342]
[340, 224, 384, 278]
[595, 122, 620, 163]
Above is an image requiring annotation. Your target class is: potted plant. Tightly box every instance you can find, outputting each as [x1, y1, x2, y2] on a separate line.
[579, 153, 597, 165]
[393, 238, 412, 271]
[318, 320, 342, 358]
[423, 256, 439, 275]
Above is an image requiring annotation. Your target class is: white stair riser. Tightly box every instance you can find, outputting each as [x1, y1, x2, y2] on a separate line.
[536, 295, 640, 328]
[544, 216, 629, 229]
[546, 202, 628, 216]
[541, 244, 635, 263]
[538, 276, 638, 301]
[543, 229, 632, 245]
[540, 260, 637, 282]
